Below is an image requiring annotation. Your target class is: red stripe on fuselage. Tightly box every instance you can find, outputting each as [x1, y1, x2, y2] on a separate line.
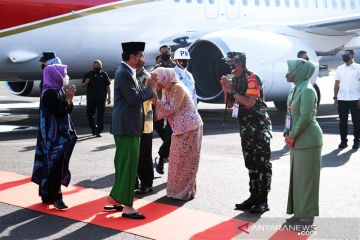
[0, 0, 121, 30]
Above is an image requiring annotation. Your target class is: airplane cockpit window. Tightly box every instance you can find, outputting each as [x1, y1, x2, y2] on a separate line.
[275, 0, 280, 6]
[265, 0, 270, 6]
[242, 0, 248, 6]
[332, 0, 337, 9]
[341, 0, 346, 9]
[285, 0, 290, 7]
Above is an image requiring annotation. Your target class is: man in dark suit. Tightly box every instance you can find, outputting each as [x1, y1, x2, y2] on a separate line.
[107, 42, 157, 220]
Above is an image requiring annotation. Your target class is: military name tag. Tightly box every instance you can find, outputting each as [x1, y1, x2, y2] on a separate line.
[232, 102, 239, 118]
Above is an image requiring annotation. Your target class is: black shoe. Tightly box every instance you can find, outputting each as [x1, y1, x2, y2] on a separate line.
[134, 186, 153, 195]
[41, 197, 53, 204]
[235, 196, 257, 210]
[96, 133, 101, 137]
[353, 142, 359, 150]
[155, 157, 164, 175]
[104, 205, 123, 211]
[92, 129, 96, 136]
[249, 202, 269, 214]
[338, 141, 348, 149]
[122, 212, 145, 219]
[54, 199, 68, 210]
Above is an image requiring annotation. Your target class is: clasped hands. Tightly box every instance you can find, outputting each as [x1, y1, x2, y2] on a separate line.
[145, 72, 158, 104]
[65, 85, 76, 104]
[220, 75, 233, 94]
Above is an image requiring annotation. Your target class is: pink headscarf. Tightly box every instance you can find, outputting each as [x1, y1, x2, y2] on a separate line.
[42, 64, 67, 96]
[152, 67, 178, 88]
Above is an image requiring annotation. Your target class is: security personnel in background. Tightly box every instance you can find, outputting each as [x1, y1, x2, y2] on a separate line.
[82, 60, 111, 137]
[155, 45, 176, 68]
[152, 45, 174, 174]
[173, 48, 197, 108]
[220, 52, 272, 214]
[297, 50, 310, 61]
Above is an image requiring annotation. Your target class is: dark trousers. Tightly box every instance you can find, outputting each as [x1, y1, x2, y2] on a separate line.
[338, 100, 360, 143]
[137, 133, 154, 187]
[154, 119, 172, 159]
[87, 100, 105, 133]
[42, 157, 63, 202]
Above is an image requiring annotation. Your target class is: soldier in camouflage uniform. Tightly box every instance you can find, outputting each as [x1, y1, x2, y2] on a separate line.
[220, 52, 272, 214]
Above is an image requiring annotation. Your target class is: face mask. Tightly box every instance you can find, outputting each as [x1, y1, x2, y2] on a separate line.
[41, 63, 47, 70]
[178, 60, 188, 69]
[342, 54, 350, 63]
[161, 54, 170, 62]
[63, 75, 70, 86]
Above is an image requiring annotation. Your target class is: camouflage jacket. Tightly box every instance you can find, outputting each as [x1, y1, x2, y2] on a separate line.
[230, 69, 272, 138]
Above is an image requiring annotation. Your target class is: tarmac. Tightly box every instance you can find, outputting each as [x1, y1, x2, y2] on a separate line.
[0, 75, 359, 239]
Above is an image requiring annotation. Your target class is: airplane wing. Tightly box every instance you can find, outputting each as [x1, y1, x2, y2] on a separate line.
[289, 13, 360, 35]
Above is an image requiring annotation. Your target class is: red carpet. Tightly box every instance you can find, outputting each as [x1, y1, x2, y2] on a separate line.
[0, 171, 307, 240]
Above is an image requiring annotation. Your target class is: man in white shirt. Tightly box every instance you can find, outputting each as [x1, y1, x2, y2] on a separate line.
[333, 49, 360, 149]
[173, 48, 198, 108]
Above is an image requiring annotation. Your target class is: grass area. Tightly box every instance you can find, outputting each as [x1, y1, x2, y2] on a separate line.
[0, 81, 3, 89]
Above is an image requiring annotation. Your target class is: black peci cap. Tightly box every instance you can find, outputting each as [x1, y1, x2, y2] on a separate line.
[121, 42, 145, 53]
[39, 52, 57, 62]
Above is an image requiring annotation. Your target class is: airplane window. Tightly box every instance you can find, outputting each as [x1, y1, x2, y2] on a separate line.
[285, 0, 290, 7]
[265, 0, 270, 6]
[304, 0, 309, 8]
[229, 0, 236, 5]
[186, 0, 192, 3]
[350, 0, 355, 9]
[275, 0, 280, 6]
[332, 0, 337, 9]
[254, 0, 260, 6]
[294, 0, 299, 7]
[322, 0, 327, 8]
[341, 0, 346, 9]
[242, 0, 248, 6]
[314, 0, 319, 8]
[197, 0, 203, 3]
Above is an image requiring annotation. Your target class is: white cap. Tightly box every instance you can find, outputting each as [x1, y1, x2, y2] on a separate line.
[174, 48, 191, 60]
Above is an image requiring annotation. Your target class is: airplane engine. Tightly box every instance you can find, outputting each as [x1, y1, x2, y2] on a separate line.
[4, 79, 86, 97]
[188, 29, 319, 110]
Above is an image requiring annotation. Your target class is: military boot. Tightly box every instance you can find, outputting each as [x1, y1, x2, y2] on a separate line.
[235, 192, 258, 210]
[250, 193, 269, 214]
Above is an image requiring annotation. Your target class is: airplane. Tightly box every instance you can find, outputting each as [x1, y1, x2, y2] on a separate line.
[1, 0, 360, 111]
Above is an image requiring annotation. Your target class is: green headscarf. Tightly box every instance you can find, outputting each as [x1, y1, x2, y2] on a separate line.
[287, 59, 315, 85]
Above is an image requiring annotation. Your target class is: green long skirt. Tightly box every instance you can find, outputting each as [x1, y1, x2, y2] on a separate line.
[110, 136, 140, 206]
[287, 146, 322, 217]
